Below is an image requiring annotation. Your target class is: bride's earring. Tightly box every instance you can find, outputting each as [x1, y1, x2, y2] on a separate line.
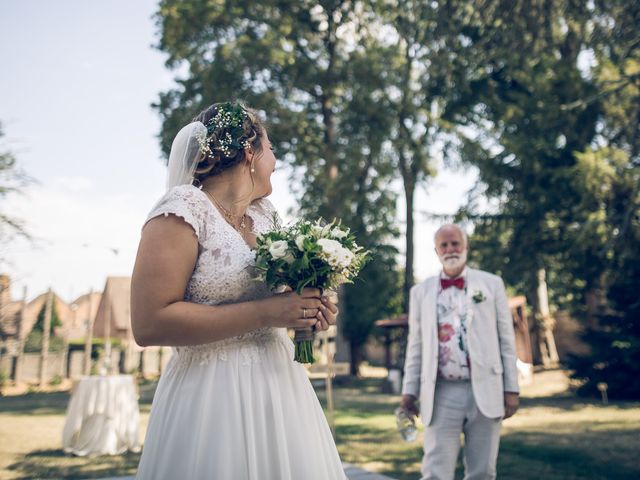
[246, 148, 255, 173]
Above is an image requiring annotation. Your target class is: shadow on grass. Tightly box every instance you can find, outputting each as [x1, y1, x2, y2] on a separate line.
[497, 430, 640, 480]
[0, 379, 159, 416]
[338, 425, 640, 480]
[519, 394, 640, 411]
[329, 377, 640, 480]
[0, 391, 70, 415]
[336, 425, 423, 480]
[7, 448, 140, 480]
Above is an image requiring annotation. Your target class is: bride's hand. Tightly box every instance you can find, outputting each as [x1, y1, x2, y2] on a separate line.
[313, 293, 339, 332]
[260, 288, 323, 329]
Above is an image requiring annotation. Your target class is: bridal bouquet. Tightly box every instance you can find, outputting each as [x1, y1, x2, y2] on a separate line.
[255, 218, 370, 363]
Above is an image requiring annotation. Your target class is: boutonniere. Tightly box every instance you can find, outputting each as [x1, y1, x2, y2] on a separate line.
[472, 289, 486, 304]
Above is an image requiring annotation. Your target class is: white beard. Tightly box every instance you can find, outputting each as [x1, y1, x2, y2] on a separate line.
[438, 250, 468, 272]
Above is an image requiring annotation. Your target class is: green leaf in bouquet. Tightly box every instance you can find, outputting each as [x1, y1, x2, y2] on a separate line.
[290, 258, 303, 272]
[301, 252, 310, 268]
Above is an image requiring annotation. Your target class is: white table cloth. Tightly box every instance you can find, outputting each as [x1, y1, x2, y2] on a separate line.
[62, 374, 141, 456]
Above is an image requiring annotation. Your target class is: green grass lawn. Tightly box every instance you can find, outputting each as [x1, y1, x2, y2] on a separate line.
[322, 374, 640, 480]
[0, 381, 157, 480]
[0, 370, 639, 479]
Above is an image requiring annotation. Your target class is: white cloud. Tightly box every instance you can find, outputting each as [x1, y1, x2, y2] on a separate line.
[52, 175, 93, 192]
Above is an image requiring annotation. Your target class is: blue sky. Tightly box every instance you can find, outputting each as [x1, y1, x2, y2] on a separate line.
[1, 0, 476, 303]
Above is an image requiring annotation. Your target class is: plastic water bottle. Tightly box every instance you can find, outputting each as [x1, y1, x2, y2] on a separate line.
[395, 407, 417, 442]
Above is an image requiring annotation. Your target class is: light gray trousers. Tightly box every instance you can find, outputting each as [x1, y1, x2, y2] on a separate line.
[421, 380, 502, 480]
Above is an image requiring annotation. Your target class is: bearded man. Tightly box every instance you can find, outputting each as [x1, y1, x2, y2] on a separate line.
[400, 224, 519, 480]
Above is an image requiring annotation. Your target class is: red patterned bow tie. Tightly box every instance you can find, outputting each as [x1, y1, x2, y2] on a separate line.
[440, 277, 465, 290]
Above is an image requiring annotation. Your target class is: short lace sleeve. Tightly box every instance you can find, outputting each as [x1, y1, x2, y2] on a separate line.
[145, 185, 209, 241]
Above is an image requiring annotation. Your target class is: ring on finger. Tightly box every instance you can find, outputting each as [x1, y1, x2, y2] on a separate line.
[303, 308, 307, 318]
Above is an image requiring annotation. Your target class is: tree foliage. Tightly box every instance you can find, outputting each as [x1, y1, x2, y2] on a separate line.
[24, 300, 64, 353]
[153, 1, 640, 388]
[433, 0, 639, 395]
[33, 300, 62, 334]
[565, 0, 640, 396]
[154, 0, 402, 372]
[0, 122, 31, 250]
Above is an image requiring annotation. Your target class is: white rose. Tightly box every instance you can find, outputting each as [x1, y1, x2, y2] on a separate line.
[331, 228, 348, 239]
[317, 238, 349, 268]
[337, 248, 354, 268]
[295, 235, 307, 251]
[317, 238, 342, 256]
[269, 240, 289, 259]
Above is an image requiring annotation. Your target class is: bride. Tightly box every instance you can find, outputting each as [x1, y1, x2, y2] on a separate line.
[131, 102, 346, 479]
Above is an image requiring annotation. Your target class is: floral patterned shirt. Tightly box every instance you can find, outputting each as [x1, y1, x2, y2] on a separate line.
[437, 268, 471, 380]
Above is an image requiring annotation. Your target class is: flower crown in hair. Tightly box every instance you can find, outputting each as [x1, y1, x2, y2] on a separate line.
[196, 102, 252, 158]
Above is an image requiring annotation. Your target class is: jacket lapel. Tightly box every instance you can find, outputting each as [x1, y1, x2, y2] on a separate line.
[465, 268, 477, 327]
[426, 276, 439, 322]
[423, 277, 439, 349]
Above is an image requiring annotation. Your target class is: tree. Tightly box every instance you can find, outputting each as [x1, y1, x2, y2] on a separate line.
[568, 146, 640, 398]
[0, 122, 31, 253]
[437, 0, 598, 364]
[24, 300, 64, 353]
[154, 0, 402, 373]
[567, 0, 640, 398]
[33, 299, 62, 334]
[375, 1, 451, 311]
[431, 1, 640, 381]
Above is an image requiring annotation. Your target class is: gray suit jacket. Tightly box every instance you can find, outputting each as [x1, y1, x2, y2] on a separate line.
[401, 268, 519, 424]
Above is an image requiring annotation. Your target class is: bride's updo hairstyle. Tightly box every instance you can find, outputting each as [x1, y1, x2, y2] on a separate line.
[191, 102, 265, 184]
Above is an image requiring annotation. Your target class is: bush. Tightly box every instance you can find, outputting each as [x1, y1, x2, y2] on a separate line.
[33, 300, 62, 334]
[23, 331, 65, 353]
[570, 249, 640, 399]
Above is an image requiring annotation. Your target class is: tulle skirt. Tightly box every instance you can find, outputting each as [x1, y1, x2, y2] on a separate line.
[136, 328, 346, 480]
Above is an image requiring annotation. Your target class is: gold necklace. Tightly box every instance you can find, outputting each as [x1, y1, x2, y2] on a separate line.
[204, 190, 247, 232]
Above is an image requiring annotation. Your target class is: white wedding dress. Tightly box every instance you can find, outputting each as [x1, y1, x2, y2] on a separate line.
[136, 185, 346, 480]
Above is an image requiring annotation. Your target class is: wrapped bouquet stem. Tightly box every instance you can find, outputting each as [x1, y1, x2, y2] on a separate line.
[293, 324, 316, 363]
[255, 218, 370, 363]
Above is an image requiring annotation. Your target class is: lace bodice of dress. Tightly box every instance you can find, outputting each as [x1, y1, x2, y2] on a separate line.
[145, 184, 290, 365]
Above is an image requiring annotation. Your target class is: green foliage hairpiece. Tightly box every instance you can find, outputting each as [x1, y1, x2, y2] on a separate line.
[197, 102, 251, 157]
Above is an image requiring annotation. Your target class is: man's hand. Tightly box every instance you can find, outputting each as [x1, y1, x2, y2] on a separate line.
[400, 394, 419, 417]
[504, 392, 519, 419]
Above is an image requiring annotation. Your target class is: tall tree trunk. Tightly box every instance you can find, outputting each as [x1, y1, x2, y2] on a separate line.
[158, 347, 164, 376]
[403, 182, 415, 313]
[334, 285, 351, 365]
[119, 348, 126, 374]
[138, 350, 145, 378]
[320, 6, 339, 220]
[63, 336, 70, 378]
[83, 289, 95, 375]
[14, 286, 27, 383]
[39, 289, 53, 387]
[103, 299, 113, 375]
[349, 341, 362, 376]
